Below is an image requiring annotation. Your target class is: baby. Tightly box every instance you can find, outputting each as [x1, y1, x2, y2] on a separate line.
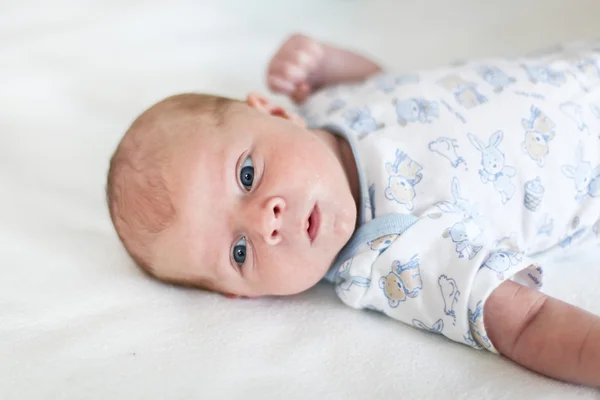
[107, 34, 600, 387]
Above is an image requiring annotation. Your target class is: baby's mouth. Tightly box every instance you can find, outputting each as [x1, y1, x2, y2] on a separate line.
[306, 203, 321, 245]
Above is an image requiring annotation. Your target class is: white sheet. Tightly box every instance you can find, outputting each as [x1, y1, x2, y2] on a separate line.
[2, 0, 600, 398]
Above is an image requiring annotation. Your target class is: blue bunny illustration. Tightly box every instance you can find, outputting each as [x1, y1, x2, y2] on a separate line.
[392, 98, 439, 126]
[442, 219, 483, 260]
[384, 149, 423, 211]
[476, 65, 516, 92]
[522, 65, 566, 86]
[412, 318, 444, 334]
[438, 275, 460, 324]
[343, 107, 384, 138]
[435, 177, 479, 218]
[480, 250, 523, 280]
[561, 142, 600, 202]
[437, 178, 487, 259]
[335, 259, 372, 291]
[428, 137, 466, 168]
[468, 131, 516, 204]
[379, 255, 422, 308]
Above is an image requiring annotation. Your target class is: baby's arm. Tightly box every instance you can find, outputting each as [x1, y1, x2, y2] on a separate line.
[485, 280, 600, 387]
[267, 34, 382, 103]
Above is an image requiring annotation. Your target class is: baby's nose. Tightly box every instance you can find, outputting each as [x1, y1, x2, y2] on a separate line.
[256, 196, 286, 245]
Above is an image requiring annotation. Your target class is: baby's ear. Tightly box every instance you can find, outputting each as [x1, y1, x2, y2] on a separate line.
[246, 92, 306, 127]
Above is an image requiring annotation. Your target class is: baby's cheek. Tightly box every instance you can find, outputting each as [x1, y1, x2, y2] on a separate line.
[267, 254, 326, 295]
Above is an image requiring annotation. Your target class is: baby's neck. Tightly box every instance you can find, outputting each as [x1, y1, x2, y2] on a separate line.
[311, 128, 360, 210]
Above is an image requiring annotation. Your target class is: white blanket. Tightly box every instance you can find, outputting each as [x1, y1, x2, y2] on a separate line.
[1, 0, 599, 398]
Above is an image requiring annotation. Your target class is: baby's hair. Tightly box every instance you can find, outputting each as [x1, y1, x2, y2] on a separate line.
[106, 93, 236, 285]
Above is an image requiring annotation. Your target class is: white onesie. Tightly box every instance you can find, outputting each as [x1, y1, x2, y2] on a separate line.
[300, 39, 600, 352]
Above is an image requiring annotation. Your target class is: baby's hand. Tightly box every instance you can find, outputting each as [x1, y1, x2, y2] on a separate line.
[486, 280, 600, 387]
[267, 34, 325, 104]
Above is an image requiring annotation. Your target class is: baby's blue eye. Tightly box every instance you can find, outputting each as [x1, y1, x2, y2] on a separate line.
[232, 237, 247, 267]
[239, 156, 254, 191]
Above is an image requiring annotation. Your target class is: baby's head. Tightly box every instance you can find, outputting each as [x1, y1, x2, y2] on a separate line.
[107, 92, 358, 297]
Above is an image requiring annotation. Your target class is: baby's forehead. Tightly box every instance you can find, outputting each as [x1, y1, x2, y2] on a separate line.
[188, 110, 238, 141]
[185, 120, 254, 165]
[168, 142, 231, 274]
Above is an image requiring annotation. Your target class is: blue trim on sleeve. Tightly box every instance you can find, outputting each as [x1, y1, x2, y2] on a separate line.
[322, 266, 338, 282]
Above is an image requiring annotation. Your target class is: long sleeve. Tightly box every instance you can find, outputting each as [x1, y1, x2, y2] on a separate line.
[331, 211, 544, 352]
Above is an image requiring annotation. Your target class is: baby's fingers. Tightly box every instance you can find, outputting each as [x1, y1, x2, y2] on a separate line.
[267, 62, 309, 94]
[276, 61, 309, 82]
[294, 45, 323, 70]
[267, 75, 295, 94]
[291, 82, 311, 104]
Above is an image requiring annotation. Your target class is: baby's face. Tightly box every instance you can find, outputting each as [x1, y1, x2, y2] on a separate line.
[161, 94, 358, 297]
